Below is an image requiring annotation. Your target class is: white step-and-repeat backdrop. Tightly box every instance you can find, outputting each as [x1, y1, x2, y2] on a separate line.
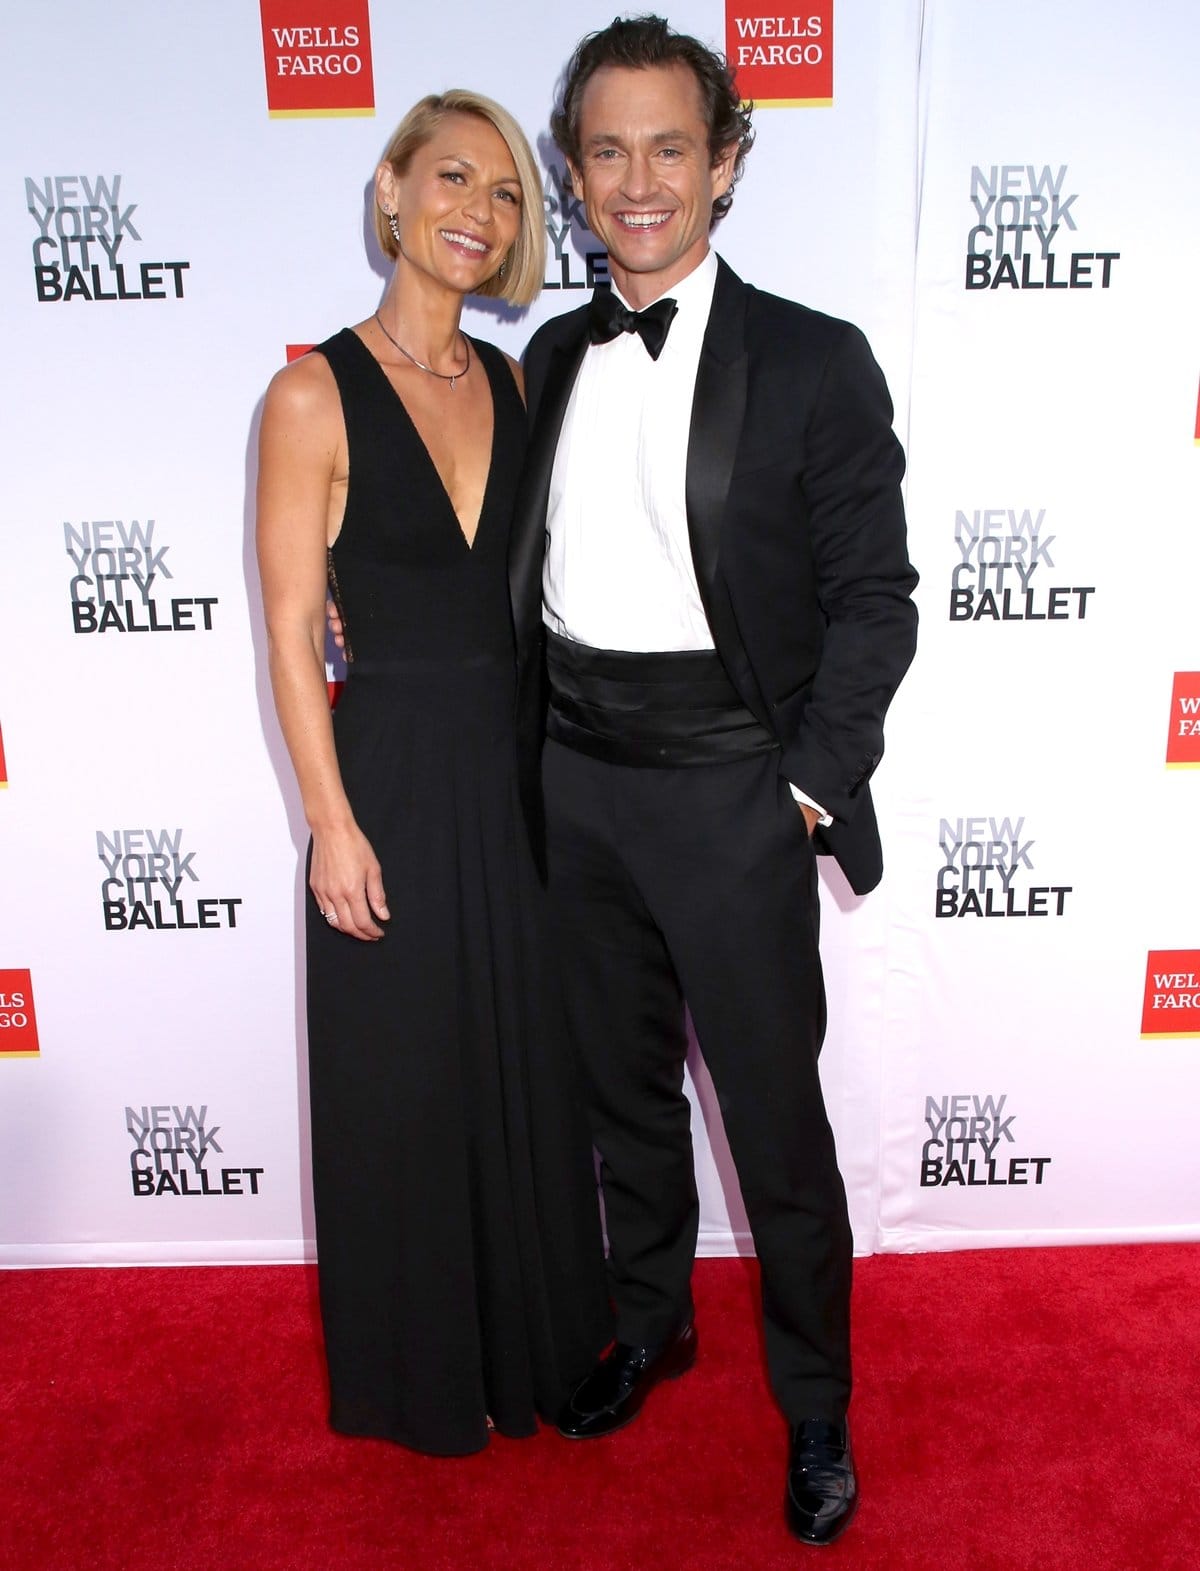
[2, 0, 1197, 1265]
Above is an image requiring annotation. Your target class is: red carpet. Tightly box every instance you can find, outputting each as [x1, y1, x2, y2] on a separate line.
[3, 1246, 1197, 1571]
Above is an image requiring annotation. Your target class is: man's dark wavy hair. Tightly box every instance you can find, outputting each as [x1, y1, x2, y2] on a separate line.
[549, 14, 755, 225]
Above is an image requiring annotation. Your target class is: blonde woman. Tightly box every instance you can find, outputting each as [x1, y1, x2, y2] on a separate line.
[257, 92, 610, 1455]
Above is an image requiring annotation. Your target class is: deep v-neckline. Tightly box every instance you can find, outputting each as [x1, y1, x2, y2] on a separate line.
[350, 328, 497, 551]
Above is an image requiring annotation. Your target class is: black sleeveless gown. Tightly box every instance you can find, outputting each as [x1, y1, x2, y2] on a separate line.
[305, 328, 611, 1455]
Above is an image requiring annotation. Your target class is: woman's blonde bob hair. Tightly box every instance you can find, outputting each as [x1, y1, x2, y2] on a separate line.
[374, 90, 545, 309]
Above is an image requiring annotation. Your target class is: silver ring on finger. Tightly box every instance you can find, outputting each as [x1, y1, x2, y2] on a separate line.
[325, 909, 339, 925]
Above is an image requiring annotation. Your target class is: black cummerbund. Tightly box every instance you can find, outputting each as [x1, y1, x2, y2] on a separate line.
[545, 631, 777, 767]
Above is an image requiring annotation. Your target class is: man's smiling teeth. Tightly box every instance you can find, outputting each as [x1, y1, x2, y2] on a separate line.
[442, 230, 488, 252]
[619, 212, 670, 228]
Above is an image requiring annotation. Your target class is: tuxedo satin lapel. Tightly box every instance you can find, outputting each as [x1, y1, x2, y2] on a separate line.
[510, 326, 589, 643]
[685, 260, 748, 656]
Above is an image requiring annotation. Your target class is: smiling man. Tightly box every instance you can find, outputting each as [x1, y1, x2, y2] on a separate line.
[509, 16, 918, 1545]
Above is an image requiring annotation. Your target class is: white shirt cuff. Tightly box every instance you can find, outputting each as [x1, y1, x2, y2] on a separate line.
[788, 783, 833, 827]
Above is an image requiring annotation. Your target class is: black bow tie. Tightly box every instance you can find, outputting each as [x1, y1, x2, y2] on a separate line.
[587, 288, 679, 360]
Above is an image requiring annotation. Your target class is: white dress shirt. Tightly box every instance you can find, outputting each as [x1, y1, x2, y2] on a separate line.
[542, 248, 829, 822]
[543, 249, 717, 651]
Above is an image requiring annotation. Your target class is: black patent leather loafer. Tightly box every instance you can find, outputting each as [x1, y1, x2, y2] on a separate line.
[556, 1321, 697, 1439]
[785, 1418, 858, 1545]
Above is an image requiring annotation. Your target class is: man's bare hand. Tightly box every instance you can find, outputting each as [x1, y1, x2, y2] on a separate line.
[326, 598, 346, 652]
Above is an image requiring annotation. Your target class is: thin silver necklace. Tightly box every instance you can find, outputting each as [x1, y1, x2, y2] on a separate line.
[373, 312, 471, 389]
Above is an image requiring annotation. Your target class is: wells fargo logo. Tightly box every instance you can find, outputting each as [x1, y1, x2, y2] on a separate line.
[1141, 951, 1200, 1038]
[0, 970, 39, 1058]
[1166, 672, 1200, 767]
[727, 2, 832, 107]
[0, 720, 8, 787]
[260, 0, 374, 118]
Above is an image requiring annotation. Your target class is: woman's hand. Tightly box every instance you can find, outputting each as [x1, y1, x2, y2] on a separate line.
[310, 822, 390, 941]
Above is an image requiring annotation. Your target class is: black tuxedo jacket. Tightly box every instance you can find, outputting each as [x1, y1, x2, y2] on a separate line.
[509, 257, 918, 895]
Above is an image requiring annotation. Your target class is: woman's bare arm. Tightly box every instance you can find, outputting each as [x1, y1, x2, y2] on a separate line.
[256, 355, 388, 941]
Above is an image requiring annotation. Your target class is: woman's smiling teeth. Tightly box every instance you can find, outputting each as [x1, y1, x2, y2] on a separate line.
[441, 229, 489, 253]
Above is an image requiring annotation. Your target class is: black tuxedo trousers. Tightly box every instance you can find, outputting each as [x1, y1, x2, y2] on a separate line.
[542, 738, 853, 1423]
